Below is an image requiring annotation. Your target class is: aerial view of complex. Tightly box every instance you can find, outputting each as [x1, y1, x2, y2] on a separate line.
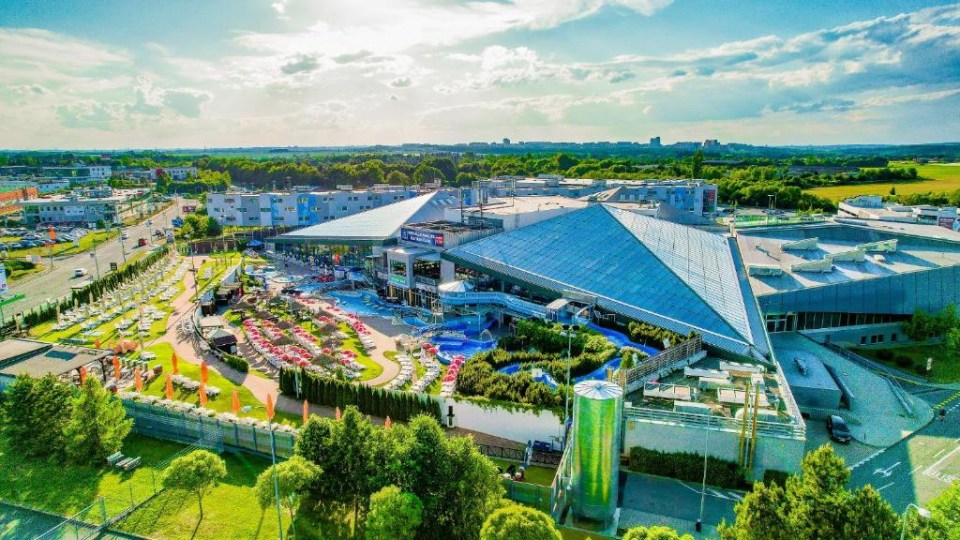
[2, 1, 960, 539]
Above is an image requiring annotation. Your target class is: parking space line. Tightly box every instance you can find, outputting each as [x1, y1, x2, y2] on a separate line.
[877, 482, 895, 492]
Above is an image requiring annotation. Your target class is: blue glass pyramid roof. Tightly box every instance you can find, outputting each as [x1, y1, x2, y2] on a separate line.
[444, 204, 768, 356]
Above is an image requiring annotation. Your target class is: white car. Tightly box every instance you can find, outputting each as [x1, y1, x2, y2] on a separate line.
[121, 232, 129, 240]
[74, 268, 89, 278]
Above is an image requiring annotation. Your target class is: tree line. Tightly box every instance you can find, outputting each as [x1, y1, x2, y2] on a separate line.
[279, 367, 442, 422]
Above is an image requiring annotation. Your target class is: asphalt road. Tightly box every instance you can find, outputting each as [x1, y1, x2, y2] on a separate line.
[5, 200, 183, 318]
[849, 394, 960, 512]
[618, 471, 738, 536]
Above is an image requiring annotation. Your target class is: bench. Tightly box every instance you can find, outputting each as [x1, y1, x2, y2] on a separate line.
[106, 452, 124, 466]
[120, 457, 142, 471]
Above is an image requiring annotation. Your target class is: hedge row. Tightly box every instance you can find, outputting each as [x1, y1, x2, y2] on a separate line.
[220, 352, 249, 373]
[627, 446, 747, 489]
[279, 367, 441, 422]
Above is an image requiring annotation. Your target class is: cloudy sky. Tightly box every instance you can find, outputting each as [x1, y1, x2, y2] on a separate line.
[1, 0, 959, 149]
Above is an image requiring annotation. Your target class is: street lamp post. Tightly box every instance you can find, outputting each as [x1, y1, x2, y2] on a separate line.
[561, 324, 579, 427]
[901, 503, 932, 540]
[697, 415, 713, 533]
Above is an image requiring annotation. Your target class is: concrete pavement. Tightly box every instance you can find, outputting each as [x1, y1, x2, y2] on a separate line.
[617, 471, 738, 538]
[8, 200, 182, 316]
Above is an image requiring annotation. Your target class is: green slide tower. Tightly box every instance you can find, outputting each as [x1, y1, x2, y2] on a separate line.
[571, 379, 623, 525]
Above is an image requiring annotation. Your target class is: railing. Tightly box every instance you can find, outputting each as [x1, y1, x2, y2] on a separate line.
[476, 443, 563, 467]
[550, 427, 575, 520]
[622, 404, 806, 439]
[620, 336, 704, 391]
[886, 377, 916, 418]
[502, 479, 553, 513]
[821, 340, 926, 383]
[439, 291, 547, 318]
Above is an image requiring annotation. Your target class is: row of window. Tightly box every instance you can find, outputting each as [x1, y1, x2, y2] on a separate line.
[765, 311, 909, 332]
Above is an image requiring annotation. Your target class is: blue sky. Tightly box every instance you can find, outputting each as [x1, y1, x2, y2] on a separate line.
[1, 0, 959, 149]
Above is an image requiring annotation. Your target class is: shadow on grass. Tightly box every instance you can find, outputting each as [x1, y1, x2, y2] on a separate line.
[294, 499, 355, 540]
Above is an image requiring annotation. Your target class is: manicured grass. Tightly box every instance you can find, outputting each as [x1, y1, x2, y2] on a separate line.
[5, 262, 44, 282]
[852, 343, 960, 383]
[114, 441, 293, 540]
[337, 322, 381, 382]
[488, 458, 558, 487]
[0, 433, 187, 518]
[808, 161, 960, 201]
[138, 343, 298, 427]
[30, 279, 182, 346]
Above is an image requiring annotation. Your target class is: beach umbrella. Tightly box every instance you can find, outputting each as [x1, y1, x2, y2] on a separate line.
[78, 366, 87, 384]
[232, 388, 241, 414]
[266, 393, 275, 421]
[112, 356, 121, 381]
[134, 367, 143, 392]
[94, 338, 101, 349]
[335, 406, 341, 421]
[171, 352, 179, 375]
[89, 291, 94, 306]
[384, 416, 392, 430]
[56, 304, 61, 325]
[200, 360, 209, 384]
[198, 384, 208, 408]
[302, 400, 309, 425]
[165, 373, 174, 399]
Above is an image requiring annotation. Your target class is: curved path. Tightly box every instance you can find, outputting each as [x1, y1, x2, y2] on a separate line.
[154, 256, 397, 423]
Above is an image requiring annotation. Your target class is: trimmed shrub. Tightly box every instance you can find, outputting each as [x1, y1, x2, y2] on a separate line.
[894, 355, 912, 368]
[761, 469, 791, 487]
[221, 352, 249, 373]
[627, 446, 746, 489]
[876, 350, 894, 361]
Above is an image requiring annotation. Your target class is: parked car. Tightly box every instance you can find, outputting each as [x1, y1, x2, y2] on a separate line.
[827, 415, 852, 443]
[74, 268, 89, 278]
[120, 232, 129, 240]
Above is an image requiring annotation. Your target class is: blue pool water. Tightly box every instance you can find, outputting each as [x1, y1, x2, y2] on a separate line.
[498, 363, 560, 388]
[326, 290, 398, 318]
[434, 337, 498, 365]
[579, 321, 660, 356]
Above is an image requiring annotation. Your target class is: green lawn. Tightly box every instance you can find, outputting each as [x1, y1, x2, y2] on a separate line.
[336, 322, 381, 382]
[808, 161, 960, 201]
[488, 458, 558, 487]
[4, 262, 43, 282]
[137, 343, 299, 427]
[852, 343, 960, 383]
[0, 433, 186, 519]
[30, 279, 182, 346]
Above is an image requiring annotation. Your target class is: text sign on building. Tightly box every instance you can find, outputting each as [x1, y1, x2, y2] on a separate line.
[389, 274, 409, 288]
[400, 227, 444, 247]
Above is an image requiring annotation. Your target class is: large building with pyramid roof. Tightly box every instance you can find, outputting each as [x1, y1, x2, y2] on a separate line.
[443, 204, 769, 358]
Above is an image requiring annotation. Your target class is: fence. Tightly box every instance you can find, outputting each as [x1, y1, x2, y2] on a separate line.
[124, 400, 296, 459]
[620, 336, 704, 392]
[475, 442, 564, 467]
[501, 479, 553, 513]
[622, 403, 806, 439]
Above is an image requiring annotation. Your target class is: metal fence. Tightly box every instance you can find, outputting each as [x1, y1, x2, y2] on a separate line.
[501, 479, 553, 513]
[622, 404, 806, 439]
[475, 443, 564, 467]
[124, 400, 296, 459]
[620, 336, 704, 392]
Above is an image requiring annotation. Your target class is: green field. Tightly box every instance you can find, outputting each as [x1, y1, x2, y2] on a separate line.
[808, 161, 960, 201]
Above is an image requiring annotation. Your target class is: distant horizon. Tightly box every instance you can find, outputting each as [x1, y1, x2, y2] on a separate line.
[2, 1, 959, 148]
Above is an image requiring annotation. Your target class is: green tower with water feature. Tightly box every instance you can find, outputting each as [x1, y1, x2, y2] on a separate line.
[571, 379, 623, 526]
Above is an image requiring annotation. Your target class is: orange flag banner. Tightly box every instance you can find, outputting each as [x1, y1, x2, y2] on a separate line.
[171, 353, 179, 375]
[232, 388, 241, 414]
[335, 407, 341, 421]
[134, 367, 143, 392]
[302, 400, 309, 425]
[94, 339, 101, 349]
[165, 374, 174, 399]
[199, 384, 208, 408]
[112, 357, 121, 381]
[200, 361, 209, 384]
[48, 226, 56, 241]
[266, 394, 275, 421]
[384, 416, 392, 430]
[78, 366, 87, 384]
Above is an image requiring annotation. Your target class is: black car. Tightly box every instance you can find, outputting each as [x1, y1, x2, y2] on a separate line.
[827, 415, 852, 443]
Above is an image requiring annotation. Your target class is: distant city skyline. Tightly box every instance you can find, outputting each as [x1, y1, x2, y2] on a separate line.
[1, 0, 959, 149]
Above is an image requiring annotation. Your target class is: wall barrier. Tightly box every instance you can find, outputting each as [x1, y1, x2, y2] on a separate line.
[123, 400, 296, 459]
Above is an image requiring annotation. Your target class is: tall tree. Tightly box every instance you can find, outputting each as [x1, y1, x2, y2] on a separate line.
[255, 455, 321, 537]
[692, 150, 704, 179]
[1, 374, 73, 458]
[162, 450, 227, 519]
[720, 446, 898, 540]
[479, 505, 562, 540]
[63, 377, 132, 464]
[385, 170, 411, 186]
[365, 485, 423, 540]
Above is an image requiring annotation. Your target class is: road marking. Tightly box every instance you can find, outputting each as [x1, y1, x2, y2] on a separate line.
[728, 492, 743, 502]
[708, 489, 732, 500]
[874, 462, 902, 477]
[936, 391, 960, 409]
[850, 448, 886, 470]
[877, 482, 895, 492]
[922, 445, 960, 485]
[934, 448, 947, 459]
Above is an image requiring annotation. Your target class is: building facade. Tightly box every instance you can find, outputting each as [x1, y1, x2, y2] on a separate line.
[206, 187, 418, 227]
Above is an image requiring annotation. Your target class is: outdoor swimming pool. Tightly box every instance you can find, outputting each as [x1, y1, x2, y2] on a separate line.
[326, 290, 399, 318]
